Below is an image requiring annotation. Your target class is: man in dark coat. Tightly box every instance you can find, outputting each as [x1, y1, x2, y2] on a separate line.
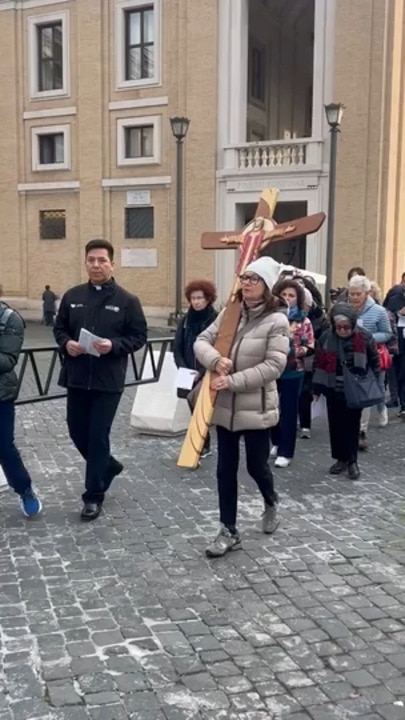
[42, 285, 58, 326]
[0, 300, 42, 516]
[54, 239, 147, 521]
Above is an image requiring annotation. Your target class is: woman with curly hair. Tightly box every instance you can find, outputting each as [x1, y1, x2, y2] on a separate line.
[174, 279, 217, 458]
[270, 278, 315, 467]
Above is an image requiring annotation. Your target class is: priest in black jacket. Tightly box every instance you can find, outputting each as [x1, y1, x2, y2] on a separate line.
[54, 239, 147, 521]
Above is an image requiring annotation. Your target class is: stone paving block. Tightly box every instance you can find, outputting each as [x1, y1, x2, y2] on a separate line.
[52, 709, 91, 720]
[182, 672, 218, 692]
[378, 705, 405, 720]
[47, 681, 83, 707]
[292, 686, 330, 707]
[88, 705, 129, 720]
[79, 675, 117, 694]
[84, 692, 121, 706]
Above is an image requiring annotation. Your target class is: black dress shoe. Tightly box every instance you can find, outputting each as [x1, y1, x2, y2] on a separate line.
[80, 503, 103, 521]
[329, 461, 347, 475]
[347, 462, 360, 480]
[104, 460, 124, 492]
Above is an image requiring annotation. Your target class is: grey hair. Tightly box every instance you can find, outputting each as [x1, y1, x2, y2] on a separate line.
[348, 275, 371, 292]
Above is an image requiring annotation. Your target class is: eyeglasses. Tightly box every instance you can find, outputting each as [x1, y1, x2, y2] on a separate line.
[239, 274, 261, 285]
[335, 324, 352, 332]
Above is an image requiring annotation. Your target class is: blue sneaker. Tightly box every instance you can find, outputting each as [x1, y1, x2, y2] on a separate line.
[19, 489, 42, 517]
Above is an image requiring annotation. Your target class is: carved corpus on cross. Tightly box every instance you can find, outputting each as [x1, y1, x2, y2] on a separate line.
[177, 188, 326, 469]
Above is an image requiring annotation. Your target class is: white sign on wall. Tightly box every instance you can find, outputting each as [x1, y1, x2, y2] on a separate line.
[126, 190, 151, 206]
[121, 248, 157, 268]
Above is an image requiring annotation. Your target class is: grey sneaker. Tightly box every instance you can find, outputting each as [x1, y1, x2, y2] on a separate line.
[206, 526, 241, 558]
[262, 503, 280, 534]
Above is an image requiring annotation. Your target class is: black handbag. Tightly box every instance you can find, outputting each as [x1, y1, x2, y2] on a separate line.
[177, 387, 190, 400]
[338, 345, 384, 409]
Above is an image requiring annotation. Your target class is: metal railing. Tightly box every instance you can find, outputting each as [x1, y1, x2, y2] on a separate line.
[16, 337, 173, 405]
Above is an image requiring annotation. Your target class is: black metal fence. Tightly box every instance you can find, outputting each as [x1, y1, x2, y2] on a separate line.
[16, 337, 174, 406]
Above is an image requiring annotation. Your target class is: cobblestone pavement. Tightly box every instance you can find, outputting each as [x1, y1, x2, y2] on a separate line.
[1, 324, 405, 720]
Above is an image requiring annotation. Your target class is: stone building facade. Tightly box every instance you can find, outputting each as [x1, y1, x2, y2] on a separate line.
[0, 0, 403, 316]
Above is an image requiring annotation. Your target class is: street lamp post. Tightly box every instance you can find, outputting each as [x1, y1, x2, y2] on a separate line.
[170, 116, 190, 325]
[324, 102, 345, 307]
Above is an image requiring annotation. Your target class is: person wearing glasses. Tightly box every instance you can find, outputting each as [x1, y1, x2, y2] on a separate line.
[312, 303, 380, 480]
[194, 256, 290, 558]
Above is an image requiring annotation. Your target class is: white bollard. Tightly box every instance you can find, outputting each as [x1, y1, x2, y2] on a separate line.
[130, 350, 190, 436]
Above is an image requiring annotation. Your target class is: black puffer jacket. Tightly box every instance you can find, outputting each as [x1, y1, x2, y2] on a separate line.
[54, 280, 147, 393]
[0, 302, 24, 402]
[173, 305, 217, 376]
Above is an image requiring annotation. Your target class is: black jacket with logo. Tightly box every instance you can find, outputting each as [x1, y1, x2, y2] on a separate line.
[54, 280, 147, 392]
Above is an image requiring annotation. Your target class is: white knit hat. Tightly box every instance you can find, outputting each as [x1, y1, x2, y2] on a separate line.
[244, 256, 282, 290]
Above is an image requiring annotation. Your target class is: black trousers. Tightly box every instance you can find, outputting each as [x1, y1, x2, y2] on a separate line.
[67, 389, 121, 504]
[299, 372, 313, 429]
[44, 311, 54, 326]
[216, 425, 278, 529]
[394, 354, 405, 411]
[326, 392, 361, 464]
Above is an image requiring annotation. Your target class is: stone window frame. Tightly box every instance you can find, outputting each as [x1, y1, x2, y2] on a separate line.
[39, 209, 67, 240]
[31, 124, 71, 172]
[28, 10, 70, 100]
[117, 115, 161, 167]
[125, 206, 154, 239]
[115, 0, 161, 90]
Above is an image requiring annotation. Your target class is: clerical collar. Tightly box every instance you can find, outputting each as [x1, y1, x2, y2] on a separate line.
[94, 285, 102, 291]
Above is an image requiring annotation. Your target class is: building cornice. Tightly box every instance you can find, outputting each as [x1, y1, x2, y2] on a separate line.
[0, 0, 73, 10]
[18, 181, 80, 193]
[102, 176, 171, 189]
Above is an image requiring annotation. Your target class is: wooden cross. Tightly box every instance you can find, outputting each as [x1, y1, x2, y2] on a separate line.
[177, 188, 325, 469]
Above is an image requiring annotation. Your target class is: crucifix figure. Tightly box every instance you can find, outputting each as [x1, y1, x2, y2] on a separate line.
[177, 188, 325, 469]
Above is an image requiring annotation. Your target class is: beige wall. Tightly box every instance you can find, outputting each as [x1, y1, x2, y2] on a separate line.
[0, 0, 217, 313]
[1, 0, 405, 308]
[333, 0, 405, 290]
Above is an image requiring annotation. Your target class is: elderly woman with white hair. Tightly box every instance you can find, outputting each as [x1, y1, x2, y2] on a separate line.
[348, 274, 392, 449]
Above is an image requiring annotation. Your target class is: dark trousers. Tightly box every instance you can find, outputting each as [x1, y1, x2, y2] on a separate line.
[44, 311, 54, 326]
[271, 375, 303, 458]
[0, 401, 32, 495]
[67, 389, 121, 504]
[216, 425, 277, 529]
[326, 391, 361, 464]
[394, 355, 405, 411]
[299, 372, 313, 429]
[386, 364, 398, 403]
